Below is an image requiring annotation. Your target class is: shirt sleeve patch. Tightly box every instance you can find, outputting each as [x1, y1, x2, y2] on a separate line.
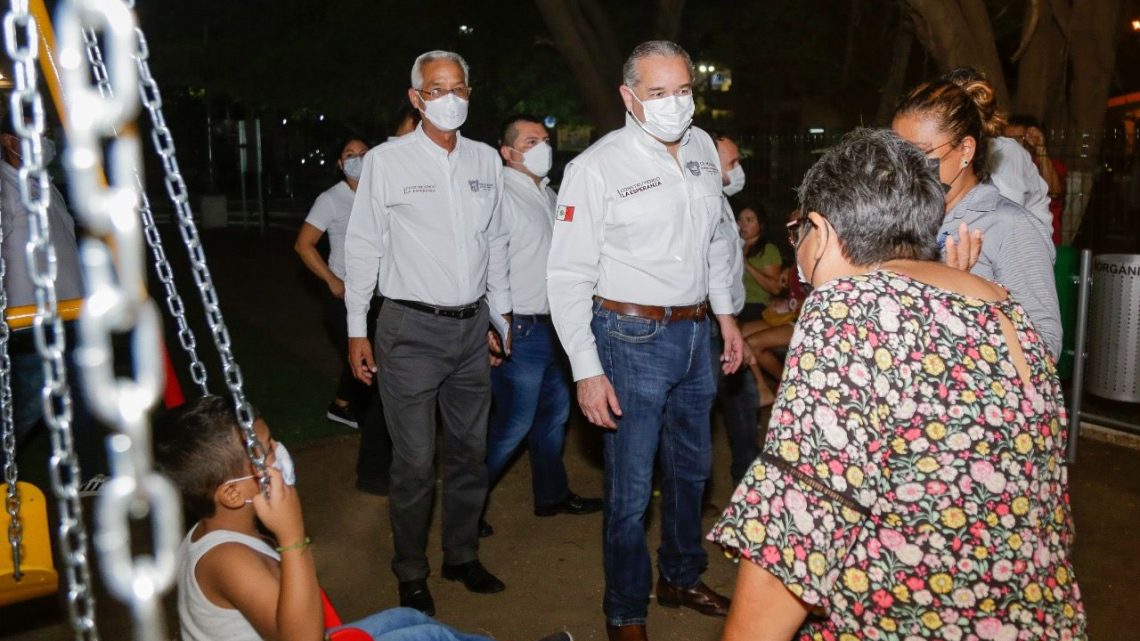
[555, 204, 575, 222]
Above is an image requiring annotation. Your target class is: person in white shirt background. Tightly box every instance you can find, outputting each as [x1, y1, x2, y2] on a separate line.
[344, 49, 510, 616]
[546, 40, 744, 641]
[294, 137, 392, 496]
[479, 115, 603, 540]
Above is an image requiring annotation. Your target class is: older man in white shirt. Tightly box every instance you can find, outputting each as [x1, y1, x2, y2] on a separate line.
[344, 50, 509, 616]
[547, 41, 744, 641]
[480, 115, 603, 538]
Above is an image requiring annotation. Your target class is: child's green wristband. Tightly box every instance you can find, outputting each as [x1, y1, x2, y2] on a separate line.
[275, 536, 311, 554]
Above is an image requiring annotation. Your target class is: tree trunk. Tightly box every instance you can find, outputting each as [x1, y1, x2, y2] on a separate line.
[876, 7, 914, 125]
[1014, 0, 1068, 124]
[902, 0, 1012, 107]
[534, 0, 626, 132]
[1060, 0, 1122, 242]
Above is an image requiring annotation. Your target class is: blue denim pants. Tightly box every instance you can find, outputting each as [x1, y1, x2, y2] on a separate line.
[591, 301, 715, 626]
[486, 316, 572, 508]
[335, 607, 491, 640]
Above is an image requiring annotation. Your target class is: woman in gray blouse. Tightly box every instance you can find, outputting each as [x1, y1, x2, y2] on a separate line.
[891, 70, 1062, 360]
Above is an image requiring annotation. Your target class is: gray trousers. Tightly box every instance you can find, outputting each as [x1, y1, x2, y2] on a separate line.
[375, 299, 491, 582]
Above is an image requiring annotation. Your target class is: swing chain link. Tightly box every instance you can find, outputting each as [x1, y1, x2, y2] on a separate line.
[81, 24, 210, 396]
[59, 1, 184, 640]
[132, 24, 269, 492]
[0, 177, 21, 582]
[3, 0, 98, 637]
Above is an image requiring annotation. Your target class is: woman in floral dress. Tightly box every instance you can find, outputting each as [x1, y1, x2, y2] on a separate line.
[710, 128, 1085, 641]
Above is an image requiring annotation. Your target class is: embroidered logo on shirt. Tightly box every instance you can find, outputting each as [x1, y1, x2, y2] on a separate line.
[698, 160, 719, 175]
[686, 161, 701, 176]
[555, 205, 575, 222]
[403, 185, 437, 194]
[616, 177, 662, 198]
[468, 179, 494, 192]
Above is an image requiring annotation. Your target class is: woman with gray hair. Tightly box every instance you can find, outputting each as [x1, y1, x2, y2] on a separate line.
[709, 128, 1085, 641]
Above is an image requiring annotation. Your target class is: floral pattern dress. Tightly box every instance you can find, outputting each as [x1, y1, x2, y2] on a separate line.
[710, 270, 1086, 641]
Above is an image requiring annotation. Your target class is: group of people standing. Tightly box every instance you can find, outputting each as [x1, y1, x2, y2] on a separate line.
[289, 40, 1084, 641]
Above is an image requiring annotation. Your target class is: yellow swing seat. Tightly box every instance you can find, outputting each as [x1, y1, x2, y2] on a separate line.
[0, 481, 59, 606]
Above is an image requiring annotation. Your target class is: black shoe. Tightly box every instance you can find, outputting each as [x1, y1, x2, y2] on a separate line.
[440, 560, 505, 593]
[326, 401, 359, 429]
[355, 476, 389, 496]
[478, 518, 494, 538]
[398, 578, 435, 616]
[535, 492, 604, 517]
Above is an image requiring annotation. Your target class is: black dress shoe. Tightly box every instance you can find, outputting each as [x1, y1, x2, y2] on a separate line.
[440, 560, 505, 593]
[478, 518, 494, 538]
[398, 578, 436, 616]
[535, 492, 604, 516]
[655, 577, 730, 617]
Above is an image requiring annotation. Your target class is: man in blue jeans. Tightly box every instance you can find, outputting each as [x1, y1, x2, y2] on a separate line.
[547, 41, 744, 641]
[482, 114, 602, 536]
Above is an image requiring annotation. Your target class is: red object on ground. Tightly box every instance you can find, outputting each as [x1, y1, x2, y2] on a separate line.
[322, 589, 371, 641]
[162, 344, 185, 408]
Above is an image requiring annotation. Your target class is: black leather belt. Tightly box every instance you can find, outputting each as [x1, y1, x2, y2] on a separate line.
[390, 299, 482, 319]
[513, 313, 552, 323]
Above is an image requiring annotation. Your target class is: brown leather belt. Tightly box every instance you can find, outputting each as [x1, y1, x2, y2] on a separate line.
[594, 297, 707, 322]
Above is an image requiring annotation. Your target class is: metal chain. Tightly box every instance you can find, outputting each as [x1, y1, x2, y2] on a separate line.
[0, 176, 22, 582]
[3, 1, 98, 637]
[81, 24, 209, 396]
[132, 21, 268, 492]
[58, 2, 181, 641]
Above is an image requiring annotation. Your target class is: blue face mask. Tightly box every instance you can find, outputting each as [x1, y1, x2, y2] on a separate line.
[343, 155, 364, 180]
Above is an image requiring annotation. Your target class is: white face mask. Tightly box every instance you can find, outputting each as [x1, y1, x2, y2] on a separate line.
[272, 442, 296, 486]
[511, 141, 552, 178]
[342, 156, 364, 180]
[723, 164, 745, 196]
[419, 93, 468, 132]
[629, 91, 694, 143]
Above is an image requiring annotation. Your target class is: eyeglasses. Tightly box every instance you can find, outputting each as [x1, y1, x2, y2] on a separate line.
[415, 86, 472, 101]
[786, 216, 814, 249]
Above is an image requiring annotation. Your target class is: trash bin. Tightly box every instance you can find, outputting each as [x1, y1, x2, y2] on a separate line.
[1085, 254, 1140, 403]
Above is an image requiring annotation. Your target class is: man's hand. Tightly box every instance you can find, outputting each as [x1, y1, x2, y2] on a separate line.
[487, 330, 505, 367]
[251, 467, 305, 545]
[327, 277, 346, 300]
[717, 314, 744, 375]
[348, 337, 376, 384]
[577, 374, 622, 429]
[944, 222, 982, 272]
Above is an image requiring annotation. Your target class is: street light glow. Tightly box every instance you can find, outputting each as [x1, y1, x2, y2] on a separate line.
[698, 64, 708, 73]
[1131, 18, 1140, 31]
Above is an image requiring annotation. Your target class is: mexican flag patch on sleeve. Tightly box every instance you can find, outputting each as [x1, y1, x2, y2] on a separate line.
[555, 205, 575, 222]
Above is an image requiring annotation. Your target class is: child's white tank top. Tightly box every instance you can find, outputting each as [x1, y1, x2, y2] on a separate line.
[178, 523, 280, 641]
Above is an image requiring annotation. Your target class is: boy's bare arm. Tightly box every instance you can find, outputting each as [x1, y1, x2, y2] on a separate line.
[201, 468, 324, 641]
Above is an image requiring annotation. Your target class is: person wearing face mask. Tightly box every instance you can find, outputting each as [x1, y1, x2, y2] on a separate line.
[547, 40, 744, 641]
[344, 50, 510, 615]
[892, 72, 1062, 360]
[294, 137, 392, 497]
[0, 115, 101, 480]
[479, 115, 603, 539]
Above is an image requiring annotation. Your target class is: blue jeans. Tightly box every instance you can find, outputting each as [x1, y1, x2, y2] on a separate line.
[592, 301, 715, 626]
[486, 316, 572, 508]
[710, 323, 761, 486]
[335, 607, 490, 641]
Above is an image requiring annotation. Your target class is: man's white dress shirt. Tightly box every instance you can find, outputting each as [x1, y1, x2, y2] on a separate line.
[547, 115, 737, 381]
[499, 167, 557, 315]
[988, 136, 1054, 247]
[344, 124, 509, 337]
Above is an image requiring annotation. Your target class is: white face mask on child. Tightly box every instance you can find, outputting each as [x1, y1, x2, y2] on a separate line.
[222, 442, 297, 500]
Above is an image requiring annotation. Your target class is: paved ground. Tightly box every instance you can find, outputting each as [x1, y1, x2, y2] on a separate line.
[3, 227, 1139, 641]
